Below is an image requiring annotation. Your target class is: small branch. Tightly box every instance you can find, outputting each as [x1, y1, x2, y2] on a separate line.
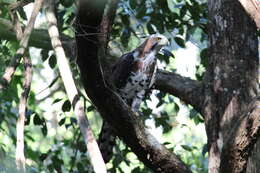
[220, 96, 260, 173]
[16, 54, 32, 173]
[155, 70, 204, 113]
[45, 1, 107, 173]
[238, 0, 260, 28]
[11, 7, 30, 172]
[0, 0, 44, 90]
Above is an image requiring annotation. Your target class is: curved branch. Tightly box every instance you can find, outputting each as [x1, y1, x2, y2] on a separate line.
[75, 1, 192, 173]
[155, 70, 204, 113]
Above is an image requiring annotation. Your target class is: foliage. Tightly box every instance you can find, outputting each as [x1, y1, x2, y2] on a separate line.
[0, 0, 210, 172]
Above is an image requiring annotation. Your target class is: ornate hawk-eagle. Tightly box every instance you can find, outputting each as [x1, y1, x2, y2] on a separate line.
[98, 34, 169, 162]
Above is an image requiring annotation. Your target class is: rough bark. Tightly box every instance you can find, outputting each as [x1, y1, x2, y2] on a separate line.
[220, 96, 260, 173]
[75, 1, 192, 173]
[205, 0, 259, 173]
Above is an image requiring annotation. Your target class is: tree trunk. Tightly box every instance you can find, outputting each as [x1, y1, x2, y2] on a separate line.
[246, 138, 260, 173]
[206, 0, 259, 173]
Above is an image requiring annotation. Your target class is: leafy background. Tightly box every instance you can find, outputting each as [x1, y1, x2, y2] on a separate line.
[0, 0, 232, 172]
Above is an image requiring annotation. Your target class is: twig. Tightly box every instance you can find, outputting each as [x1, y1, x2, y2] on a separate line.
[10, 6, 27, 172]
[16, 54, 32, 173]
[45, 1, 107, 173]
[0, 0, 44, 90]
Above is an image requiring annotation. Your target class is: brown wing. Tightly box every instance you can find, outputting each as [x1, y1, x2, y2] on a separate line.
[111, 52, 135, 89]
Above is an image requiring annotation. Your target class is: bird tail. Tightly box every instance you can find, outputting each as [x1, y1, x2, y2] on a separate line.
[98, 121, 116, 163]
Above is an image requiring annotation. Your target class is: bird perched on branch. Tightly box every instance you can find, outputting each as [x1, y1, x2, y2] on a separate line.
[98, 34, 169, 163]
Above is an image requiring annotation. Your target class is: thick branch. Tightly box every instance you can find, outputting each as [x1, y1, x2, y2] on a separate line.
[155, 70, 204, 113]
[220, 96, 260, 173]
[45, 1, 107, 172]
[76, 1, 192, 173]
[238, 0, 260, 28]
[0, 0, 44, 90]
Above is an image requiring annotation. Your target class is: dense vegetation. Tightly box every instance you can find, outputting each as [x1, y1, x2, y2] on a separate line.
[0, 0, 259, 173]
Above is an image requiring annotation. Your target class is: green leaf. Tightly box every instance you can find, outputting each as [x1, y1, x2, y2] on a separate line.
[48, 54, 57, 69]
[132, 167, 141, 173]
[58, 118, 66, 126]
[41, 121, 48, 136]
[200, 48, 208, 67]
[121, 14, 130, 26]
[181, 145, 193, 151]
[39, 153, 48, 161]
[33, 114, 42, 125]
[189, 109, 198, 119]
[129, 0, 136, 9]
[146, 22, 155, 34]
[174, 103, 180, 113]
[174, 37, 185, 48]
[87, 105, 95, 112]
[41, 49, 49, 62]
[52, 98, 63, 105]
[62, 100, 71, 112]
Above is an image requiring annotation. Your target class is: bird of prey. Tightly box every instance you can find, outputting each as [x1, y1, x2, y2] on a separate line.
[98, 34, 169, 163]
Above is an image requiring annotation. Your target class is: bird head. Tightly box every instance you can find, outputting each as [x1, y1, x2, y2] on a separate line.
[136, 34, 169, 57]
[149, 34, 169, 51]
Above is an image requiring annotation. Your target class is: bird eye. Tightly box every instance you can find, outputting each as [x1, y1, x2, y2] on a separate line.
[156, 37, 162, 41]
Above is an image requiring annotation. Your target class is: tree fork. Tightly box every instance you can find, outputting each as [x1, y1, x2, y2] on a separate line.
[75, 1, 192, 172]
[205, 0, 259, 172]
